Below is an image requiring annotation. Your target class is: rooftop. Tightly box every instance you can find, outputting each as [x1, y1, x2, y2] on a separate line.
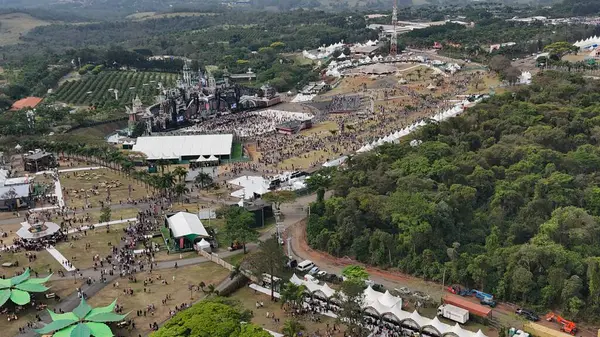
[167, 212, 210, 238]
[132, 134, 233, 160]
[11, 97, 43, 111]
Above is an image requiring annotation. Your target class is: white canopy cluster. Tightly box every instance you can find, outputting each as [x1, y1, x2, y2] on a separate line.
[357, 97, 485, 153]
[302, 42, 345, 60]
[574, 36, 600, 49]
[289, 274, 487, 337]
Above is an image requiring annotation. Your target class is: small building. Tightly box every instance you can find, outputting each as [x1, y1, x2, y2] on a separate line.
[0, 184, 31, 211]
[24, 151, 57, 173]
[166, 212, 210, 250]
[11, 97, 43, 111]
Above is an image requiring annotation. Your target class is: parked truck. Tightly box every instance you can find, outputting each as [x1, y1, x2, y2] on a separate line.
[437, 304, 469, 324]
[442, 295, 492, 318]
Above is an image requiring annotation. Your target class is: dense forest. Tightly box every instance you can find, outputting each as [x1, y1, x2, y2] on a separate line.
[307, 72, 600, 320]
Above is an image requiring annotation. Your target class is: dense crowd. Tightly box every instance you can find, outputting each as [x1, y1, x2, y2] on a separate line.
[181, 110, 314, 138]
[327, 95, 363, 113]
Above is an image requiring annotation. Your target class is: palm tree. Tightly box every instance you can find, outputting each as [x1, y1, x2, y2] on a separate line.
[280, 282, 306, 309]
[161, 172, 176, 196]
[206, 284, 219, 296]
[199, 281, 206, 293]
[194, 172, 213, 190]
[282, 319, 304, 337]
[172, 166, 188, 183]
[121, 160, 134, 177]
[173, 183, 189, 203]
[155, 159, 169, 173]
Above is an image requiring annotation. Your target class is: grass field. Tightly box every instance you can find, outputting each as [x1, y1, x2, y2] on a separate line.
[88, 264, 229, 336]
[231, 142, 243, 159]
[69, 119, 129, 138]
[60, 168, 148, 208]
[53, 71, 178, 107]
[0, 13, 52, 46]
[55, 222, 129, 270]
[0, 249, 62, 277]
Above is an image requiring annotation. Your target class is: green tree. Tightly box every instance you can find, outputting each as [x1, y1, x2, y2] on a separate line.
[282, 319, 304, 337]
[223, 206, 259, 254]
[152, 299, 270, 337]
[280, 282, 306, 309]
[99, 205, 111, 223]
[195, 172, 214, 190]
[172, 166, 189, 183]
[261, 190, 297, 210]
[341, 265, 369, 282]
[246, 236, 287, 300]
[335, 280, 369, 337]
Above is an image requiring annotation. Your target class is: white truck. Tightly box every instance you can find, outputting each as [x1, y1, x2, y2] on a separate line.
[437, 304, 469, 324]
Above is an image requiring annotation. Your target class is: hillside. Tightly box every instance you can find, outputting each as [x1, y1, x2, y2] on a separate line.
[308, 71, 600, 320]
[0, 12, 52, 46]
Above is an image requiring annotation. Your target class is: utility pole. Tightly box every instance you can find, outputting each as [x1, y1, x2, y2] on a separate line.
[390, 0, 398, 57]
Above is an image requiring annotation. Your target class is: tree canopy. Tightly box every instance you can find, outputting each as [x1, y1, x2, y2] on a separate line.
[307, 71, 600, 320]
[151, 298, 271, 337]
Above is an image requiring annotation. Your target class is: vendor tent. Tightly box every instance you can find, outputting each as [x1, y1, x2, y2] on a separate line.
[167, 212, 210, 250]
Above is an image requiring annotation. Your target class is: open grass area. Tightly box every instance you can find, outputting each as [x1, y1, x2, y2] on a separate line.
[0, 222, 23, 244]
[0, 13, 52, 46]
[50, 207, 139, 225]
[0, 249, 62, 277]
[229, 287, 343, 336]
[88, 263, 229, 336]
[276, 149, 330, 170]
[300, 120, 338, 136]
[223, 252, 246, 266]
[54, 223, 129, 270]
[60, 168, 148, 208]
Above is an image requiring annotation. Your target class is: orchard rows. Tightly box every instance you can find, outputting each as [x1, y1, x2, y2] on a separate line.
[54, 71, 178, 107]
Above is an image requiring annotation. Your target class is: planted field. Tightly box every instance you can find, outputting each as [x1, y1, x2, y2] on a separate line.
[54, 71, 178, 107]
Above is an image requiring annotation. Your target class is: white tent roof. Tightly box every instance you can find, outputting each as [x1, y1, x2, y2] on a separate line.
[379, 290, 401, 307]
[167, 212, 209, 238]
[284, 277, 485, 337]
[196, 238, 211, 248]
[132, 134, 233, 160]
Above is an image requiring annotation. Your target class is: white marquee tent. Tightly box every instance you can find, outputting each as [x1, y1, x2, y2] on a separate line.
[132, 134, 233, 160]
[167, 212, 210, 239]
[289, 274, 486, 337]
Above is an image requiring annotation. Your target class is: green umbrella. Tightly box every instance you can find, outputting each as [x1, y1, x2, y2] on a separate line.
[35, 297, 129, 337]
[0, 268, 52, 306]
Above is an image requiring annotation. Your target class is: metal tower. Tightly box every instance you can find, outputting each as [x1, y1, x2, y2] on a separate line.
[390, 0, 398, 56]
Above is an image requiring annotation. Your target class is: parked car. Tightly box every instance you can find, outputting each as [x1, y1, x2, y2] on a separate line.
[516, 308, 539, 321]
[308, 266, 320, 275]
[316, 270, 328, 278]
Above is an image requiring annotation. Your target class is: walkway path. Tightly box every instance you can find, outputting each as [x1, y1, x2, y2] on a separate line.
[64, 217, 137, 234]
[45, 246, 76, 272]
[58, 166, 103, 173]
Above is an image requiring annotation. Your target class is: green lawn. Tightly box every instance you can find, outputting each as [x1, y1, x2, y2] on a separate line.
[231, 142, 243, 160]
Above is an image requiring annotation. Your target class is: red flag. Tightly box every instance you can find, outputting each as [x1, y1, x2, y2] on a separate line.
[180, 237, 184, 249]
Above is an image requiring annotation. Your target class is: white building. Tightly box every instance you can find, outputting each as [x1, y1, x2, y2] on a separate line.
[132, 134, 233, 161]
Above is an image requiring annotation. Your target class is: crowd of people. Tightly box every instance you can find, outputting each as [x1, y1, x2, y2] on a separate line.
[181, 109, 314, 138]
[327, 94, 363, 113]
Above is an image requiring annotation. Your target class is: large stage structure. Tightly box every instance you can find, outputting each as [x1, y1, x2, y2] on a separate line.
[128, 63, 281, 135]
